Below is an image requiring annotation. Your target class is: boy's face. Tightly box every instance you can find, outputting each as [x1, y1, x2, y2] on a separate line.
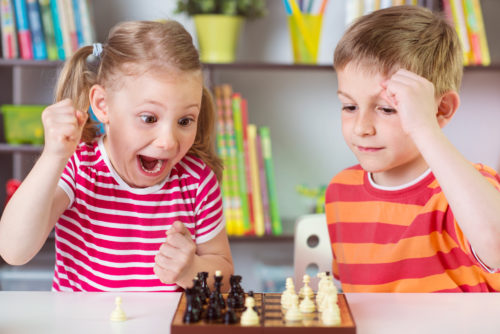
[100, 69, 203, 188]
[336, 63, 428, 186]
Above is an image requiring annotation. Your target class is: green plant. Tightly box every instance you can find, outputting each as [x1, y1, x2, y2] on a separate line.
[175, 0, 267, 20]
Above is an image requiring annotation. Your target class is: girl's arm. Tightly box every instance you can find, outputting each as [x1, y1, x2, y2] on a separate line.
[0, 99, 87, 265]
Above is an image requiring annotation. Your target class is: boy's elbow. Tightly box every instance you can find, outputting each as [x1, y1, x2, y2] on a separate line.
[0, 247, 32, 266]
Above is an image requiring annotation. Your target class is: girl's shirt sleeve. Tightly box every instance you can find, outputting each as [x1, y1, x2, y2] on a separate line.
[57, 150, 80, 209]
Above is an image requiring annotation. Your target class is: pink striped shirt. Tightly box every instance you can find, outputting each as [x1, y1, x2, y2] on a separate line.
[54, 137, 224, 291]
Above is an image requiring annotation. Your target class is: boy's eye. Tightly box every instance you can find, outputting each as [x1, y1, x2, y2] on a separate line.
[178, 117, 194, 127]
[140, 115, 157, 123]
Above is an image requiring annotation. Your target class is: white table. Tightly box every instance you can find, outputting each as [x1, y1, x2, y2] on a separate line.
[1, 292, 500, 334]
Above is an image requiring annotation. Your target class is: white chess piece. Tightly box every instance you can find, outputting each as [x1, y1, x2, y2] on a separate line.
[241, 296, 259, 326]
[320, 284, 338, 313]
[281, 277, 296, 310]
[285, 294, 302, 322]
[321, 293, 341, 326]
[316, 272, 328, 306]
[110, 296, 127, 322]
[299, 274, 314, 299]
[299, 293, 316, 313]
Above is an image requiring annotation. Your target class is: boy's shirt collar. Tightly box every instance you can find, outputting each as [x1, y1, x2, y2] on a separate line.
[367, 168, 432, 191]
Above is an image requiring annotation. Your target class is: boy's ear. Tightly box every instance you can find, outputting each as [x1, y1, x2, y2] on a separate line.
[436, 91, 460, 128]
[89, 84, 109, 124]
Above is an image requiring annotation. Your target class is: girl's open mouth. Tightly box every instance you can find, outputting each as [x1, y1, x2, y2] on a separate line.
[137, 155, 167, 176]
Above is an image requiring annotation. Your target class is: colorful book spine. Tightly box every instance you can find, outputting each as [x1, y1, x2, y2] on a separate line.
[214, 86, 235, 235]
[256, 133, 272, 235]
[77, 0, 95, 46]
[0, 0, 19, 59]
[232, 93, 251, 234]
[71, 0, 83, 46]
[56, 0, 72, 57]
[39, 0, 58, 60]
[247, 124, 265, 236]
[62, 0, 77, 52]
[449, 0, 471, 65]
[221, 84, 244, 236]
[241, 98, 254, 232]
[50, 0, 65, 59]
[470, 0, 490, 66]
[462, 0, 481, 65]
[259, 126, 282, 236]
[26, 0, 47, 59]
[13, 0, 33, 59]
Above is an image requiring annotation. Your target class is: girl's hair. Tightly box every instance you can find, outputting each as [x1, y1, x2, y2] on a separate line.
[54, 20, 222, 182]
[334, 5, 463, 96]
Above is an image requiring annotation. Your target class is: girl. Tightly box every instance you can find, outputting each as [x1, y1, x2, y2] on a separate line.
[0, 20, 234, 291]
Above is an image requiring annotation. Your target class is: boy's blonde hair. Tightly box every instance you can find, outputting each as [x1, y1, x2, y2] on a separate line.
[54, 20, 222, 181]
[334, 5, 463, 96]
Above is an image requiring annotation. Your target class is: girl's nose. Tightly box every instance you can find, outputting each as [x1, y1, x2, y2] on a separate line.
[154, 126, 178, 151]
[354, 110, 376, 136]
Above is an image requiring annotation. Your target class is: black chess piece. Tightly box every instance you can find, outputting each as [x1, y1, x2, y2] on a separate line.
[223, 295, 239, 324]
[182, 288, 201, 323]
[193, 277, 207, 306]
[229, 275, 245, 309]
[211, 272, 225, 310]
[205, 292, 222, 322]
[198, 271, 211, 301]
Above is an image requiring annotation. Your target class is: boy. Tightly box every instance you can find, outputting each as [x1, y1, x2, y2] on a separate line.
[326, 5, 500, 292]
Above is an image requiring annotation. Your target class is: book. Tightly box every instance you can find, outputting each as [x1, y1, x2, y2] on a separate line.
[241, 97, 255, 232]
[56, 0, 72, 57]
[462, 0, 482, 65]
[50, 0, 65, 59]
[62, 0, 77, 51]
[0, 0, 19, 59]
[256, 132, 272, 235]
[232, 93, 251, 234]
[13, 0, 33, 59]
[259, 126, 282, 236]
[448, 0, 471, 65]
[470, 0, 490, 66]
[75, 0, 95, 46]
[38, 0, 57, 60]
[26, 0, 47, 59]
[247, 124, 265, 236]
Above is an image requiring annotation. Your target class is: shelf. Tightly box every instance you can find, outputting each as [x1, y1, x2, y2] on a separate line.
[0, 143, 43, 154]
[0, 59, 63, 67]
[229, 235, 293, 242]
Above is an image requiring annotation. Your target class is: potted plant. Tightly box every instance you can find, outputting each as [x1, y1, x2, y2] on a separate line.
[175, 0, 267, 63]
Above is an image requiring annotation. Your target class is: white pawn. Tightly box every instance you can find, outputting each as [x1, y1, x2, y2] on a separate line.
[321, 293, 341, 326]
[299, 293, 316, 313]
[241, 296, 259, 326]
[110, 296, 127, 322]
[281, 277, 296, 310]
[285, 294, 302, 322]
[299, 274, 314, 299]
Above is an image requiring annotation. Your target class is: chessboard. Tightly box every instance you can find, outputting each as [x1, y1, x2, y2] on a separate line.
[171, 292, 356, 334]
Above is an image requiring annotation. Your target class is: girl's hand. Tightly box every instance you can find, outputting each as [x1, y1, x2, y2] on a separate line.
[154, 221, 196, 285]
[41, 99, 88, 160]
[380, 69, 440, 138]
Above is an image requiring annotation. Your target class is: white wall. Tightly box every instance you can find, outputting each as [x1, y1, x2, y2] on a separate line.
[91, 0, 500, 225]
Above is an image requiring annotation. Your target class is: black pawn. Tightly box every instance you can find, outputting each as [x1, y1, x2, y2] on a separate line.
[223, 296, 239, 324]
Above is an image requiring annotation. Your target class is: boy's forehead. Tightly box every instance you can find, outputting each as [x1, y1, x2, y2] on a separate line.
[337, 65, 387, 100]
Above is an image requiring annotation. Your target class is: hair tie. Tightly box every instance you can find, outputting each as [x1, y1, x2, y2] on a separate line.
[92, 43, 103, 57]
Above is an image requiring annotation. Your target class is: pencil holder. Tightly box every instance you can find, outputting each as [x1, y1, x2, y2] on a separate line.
[287, 14, 323, 64]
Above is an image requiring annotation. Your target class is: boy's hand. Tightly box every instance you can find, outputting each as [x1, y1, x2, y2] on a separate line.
[154, 221, 196, 285]
[41, 99, 88, 160]
[381, 69, 440, 138]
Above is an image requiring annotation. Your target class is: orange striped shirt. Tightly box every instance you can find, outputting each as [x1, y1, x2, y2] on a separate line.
[325, 164, 500, 292]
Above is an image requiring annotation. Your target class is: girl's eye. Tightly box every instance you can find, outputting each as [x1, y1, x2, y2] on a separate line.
[178, 117, 194, 127]
[342, 105, 357, 112]
[379, 107, 397, 114]
[140, 115, 157, 123]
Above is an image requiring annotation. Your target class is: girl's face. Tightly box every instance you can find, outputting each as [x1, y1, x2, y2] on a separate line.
[98, 69, 203, 188]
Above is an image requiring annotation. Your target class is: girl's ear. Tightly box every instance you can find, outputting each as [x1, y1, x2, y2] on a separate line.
[436, 91, 460, 129]
[89, 84, 109, 124]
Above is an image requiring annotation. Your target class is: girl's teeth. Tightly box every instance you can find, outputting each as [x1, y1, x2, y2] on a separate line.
[140, 159, 163, 173]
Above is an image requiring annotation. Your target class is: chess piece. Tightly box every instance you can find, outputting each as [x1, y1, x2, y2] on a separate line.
[285, 294, 302, 322]
[281, 277, 296, 310]
[183, 287, 201, 323]
[223, 295, 239, 324]
[299, 274, 314, 299]
[246, 291, 259, 315]
[319, 283, 338, 313]
[110, 296, 127, 322]
[299, 293, 316, 313]
[316, 272, 328, 305]
[321, 293, 341, 326]
[240, 296, 259, 326]
[228, 274, 245, 309]
[197, 271, 210, 302]
[210, 270, 225, 310]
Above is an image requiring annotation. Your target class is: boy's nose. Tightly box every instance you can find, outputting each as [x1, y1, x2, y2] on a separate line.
[354, 111, 376, 136]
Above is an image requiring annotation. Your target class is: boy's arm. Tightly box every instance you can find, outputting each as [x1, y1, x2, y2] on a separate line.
[154, 222, 234, 291]
[383, 69, 500, 269]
